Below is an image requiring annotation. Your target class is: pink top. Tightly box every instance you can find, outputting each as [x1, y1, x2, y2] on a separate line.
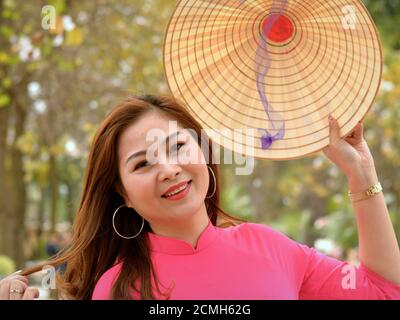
[92, 220, 400, 300]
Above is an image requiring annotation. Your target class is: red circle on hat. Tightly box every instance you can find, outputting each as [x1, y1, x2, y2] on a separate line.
[262, 14, 294, 43]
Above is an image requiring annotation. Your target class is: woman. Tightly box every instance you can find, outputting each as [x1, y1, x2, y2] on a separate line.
[1, 94, 399, 300]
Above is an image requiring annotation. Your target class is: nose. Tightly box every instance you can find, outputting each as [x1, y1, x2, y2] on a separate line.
[157, 162, 182, 182]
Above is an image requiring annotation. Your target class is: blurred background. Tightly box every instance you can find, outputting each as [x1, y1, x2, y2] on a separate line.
[0, 0, 399, 298]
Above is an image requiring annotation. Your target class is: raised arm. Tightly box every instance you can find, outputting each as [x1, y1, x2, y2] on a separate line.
[322, 115, 400, 285]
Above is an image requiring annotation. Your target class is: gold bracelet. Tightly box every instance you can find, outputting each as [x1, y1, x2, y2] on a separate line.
[348, 181, 383, 203]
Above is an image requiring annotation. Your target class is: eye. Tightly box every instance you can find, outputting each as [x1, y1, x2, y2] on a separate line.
[170, 142, 185, 153]
[133, 143, 185, 171]
[134, 160, 149, 171]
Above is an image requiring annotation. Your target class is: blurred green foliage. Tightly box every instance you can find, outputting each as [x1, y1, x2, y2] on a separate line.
[0, 255, 15, 276]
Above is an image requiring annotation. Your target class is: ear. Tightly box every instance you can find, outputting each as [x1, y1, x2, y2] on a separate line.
[122, 196, 132, 208]
[114, 180, 132, 207]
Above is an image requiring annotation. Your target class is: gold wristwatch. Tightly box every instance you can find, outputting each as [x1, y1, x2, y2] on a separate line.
[348, 181, 383, 203]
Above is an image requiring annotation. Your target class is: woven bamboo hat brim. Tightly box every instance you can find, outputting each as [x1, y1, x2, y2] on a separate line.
[163, 0, 382, 160]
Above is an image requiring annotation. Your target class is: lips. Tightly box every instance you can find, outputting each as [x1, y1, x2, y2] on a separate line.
[162, 180, 192, 198]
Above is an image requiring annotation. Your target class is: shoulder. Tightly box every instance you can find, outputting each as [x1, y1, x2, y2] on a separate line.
[227, 222, 314, 274]
[223, 221, 292, 241]
[91, 262, 123, 300]
[218, 222, 299, 253]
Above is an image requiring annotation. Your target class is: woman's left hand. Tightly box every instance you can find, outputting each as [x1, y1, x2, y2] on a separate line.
[322, 115, 376, 179]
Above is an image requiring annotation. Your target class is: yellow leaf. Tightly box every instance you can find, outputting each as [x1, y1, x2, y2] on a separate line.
[66, 28, 83, 46]
[0, 52, 8, 63]
[385, 128, 393, 139]
[49, 16, 64, 35]
[0, 94, 10, 108]
[82, 122, 93, 132]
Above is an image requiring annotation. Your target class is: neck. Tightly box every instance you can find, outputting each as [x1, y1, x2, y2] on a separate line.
[148, 203, 210, 249]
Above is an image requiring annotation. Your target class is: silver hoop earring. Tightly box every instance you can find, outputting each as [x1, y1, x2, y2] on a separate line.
[206, 166, 216, 199]
[112, 205, 144, 239]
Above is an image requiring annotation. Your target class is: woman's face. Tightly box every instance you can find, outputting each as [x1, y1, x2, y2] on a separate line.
[117, 111, 210, 227]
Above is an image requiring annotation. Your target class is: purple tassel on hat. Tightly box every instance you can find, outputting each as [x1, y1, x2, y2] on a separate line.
[259, 120, 286, 149]
[241, 0, 287, 150]
[260, 132, 273, 149]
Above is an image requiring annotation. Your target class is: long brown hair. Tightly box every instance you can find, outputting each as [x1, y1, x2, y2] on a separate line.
[21, 94, 247, 299]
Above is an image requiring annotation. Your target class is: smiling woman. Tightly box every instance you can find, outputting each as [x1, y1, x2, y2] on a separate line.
[11, 94, 245, 300]
[2, 94, 400, 300]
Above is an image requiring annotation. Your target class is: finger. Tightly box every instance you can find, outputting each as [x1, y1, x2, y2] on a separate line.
[1, 273, 29, 283]
[353, 121, 363, 140]
[22, 287, 40, 300]
[344, 137, 359, 146]
[322, 145, 331, 156]
[7, 275, 29, 285]
[346, 122, 361, 136]
[345, 122, 363, 143]
[328, 115, 341, 144]
[0, 280, 11, 300]
[346, 129, 356, 138]
[0, 277, 29, 290]
[9, 280, 28, 300]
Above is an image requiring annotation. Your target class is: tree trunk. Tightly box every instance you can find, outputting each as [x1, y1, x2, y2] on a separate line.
[8, 93, 29, 269]
[0, 105, 10, 255]
[65, 182, 75, 224]
[0, 53, 31, 269]
[49, 153, 58, 234]
[0, 92, 28, 268]
[0, 0, 11, 257]
[34, 186, 46, 259]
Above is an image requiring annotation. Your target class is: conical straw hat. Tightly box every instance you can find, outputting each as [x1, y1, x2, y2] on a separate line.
[163, 0, 382, 160]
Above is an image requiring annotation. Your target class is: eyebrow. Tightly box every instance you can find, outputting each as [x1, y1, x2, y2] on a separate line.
[125, 131, 182, 166]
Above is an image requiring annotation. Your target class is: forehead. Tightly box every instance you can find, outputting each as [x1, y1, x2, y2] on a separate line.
[118, 111, 185, 155]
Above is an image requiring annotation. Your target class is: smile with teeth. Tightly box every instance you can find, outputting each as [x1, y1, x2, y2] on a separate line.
[164, 182, 190, 197]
